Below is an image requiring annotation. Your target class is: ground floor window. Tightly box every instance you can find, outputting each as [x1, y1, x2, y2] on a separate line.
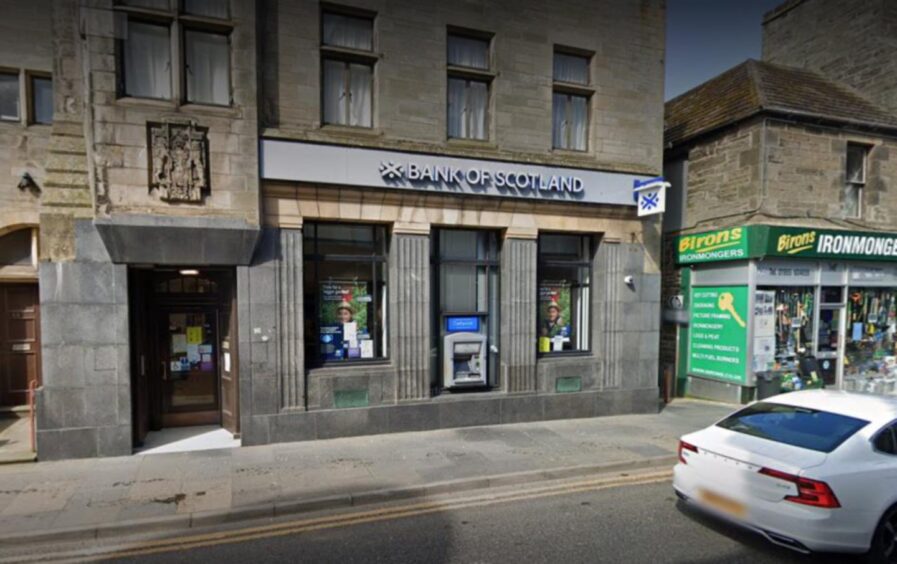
[537, 233, 592, 353]
[303, 223, 388, 365]
[844, 287, 897, 395]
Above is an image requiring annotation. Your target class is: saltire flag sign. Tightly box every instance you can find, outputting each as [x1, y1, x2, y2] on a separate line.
[633, 176, 669, 217]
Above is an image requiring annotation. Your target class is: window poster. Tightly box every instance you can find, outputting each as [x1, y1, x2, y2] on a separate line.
[538, 282, 572, 352]
[320, 280, 374, 361]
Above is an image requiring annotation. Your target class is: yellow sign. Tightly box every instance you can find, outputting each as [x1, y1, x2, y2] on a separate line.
[776, 230, 816, 255]
[678, 227, 744, 254]
[186, 326, 203, 345]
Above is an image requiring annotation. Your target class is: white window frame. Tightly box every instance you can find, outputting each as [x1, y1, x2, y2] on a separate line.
[845, 143, 869, 219]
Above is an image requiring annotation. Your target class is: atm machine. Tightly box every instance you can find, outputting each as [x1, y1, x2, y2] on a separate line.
[443, 332, 488, 389]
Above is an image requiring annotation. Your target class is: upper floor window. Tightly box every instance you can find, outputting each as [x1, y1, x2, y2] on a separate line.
[321, 10, 376, 128]
[0, 72, 19, 122]
[447, 31, 493, 140]
[844, 143, 869, 219]
[0, 70, 53, 125]
[552, 49, 593, 151]
[117, 1, 232, 106]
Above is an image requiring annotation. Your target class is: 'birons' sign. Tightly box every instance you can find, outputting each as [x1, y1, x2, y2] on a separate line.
[676, 225, 897, 264]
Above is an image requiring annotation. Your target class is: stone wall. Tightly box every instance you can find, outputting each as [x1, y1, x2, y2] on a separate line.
[260, 0, 665, 176]
[762, 0, 897, 116]
[36, 220, 131, 459]
[0, 0, 53, 232]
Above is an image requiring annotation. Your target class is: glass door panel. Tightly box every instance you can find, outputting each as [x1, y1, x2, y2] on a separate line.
[162, 310, 218, 415]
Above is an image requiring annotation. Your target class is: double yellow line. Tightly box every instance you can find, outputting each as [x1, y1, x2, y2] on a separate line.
[26, 469, 672, 563]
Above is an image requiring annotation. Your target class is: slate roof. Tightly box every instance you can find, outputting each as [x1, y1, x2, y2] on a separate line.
[665, 59, 897, 147]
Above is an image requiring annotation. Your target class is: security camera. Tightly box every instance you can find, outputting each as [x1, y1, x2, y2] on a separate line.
[624, 275, 635, 287]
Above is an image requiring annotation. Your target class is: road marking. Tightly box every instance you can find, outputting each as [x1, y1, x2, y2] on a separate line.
[15, 470, 672, 563]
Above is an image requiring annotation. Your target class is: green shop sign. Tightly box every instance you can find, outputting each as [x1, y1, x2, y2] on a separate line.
[688, 285, 748, 384]
[676, 225, 897, 264]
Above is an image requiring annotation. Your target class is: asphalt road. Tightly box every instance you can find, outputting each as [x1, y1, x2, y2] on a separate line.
[103, 478, 864, 564]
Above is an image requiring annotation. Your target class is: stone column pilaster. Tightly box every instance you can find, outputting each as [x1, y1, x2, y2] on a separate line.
[390, 232, 431, 401]
[500, 236, 537, 392]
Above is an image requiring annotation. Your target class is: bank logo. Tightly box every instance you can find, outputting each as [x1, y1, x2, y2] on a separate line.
[776, 231, 816, 255]
[379, 161, 404, 180]
[640, 191, 660, 211]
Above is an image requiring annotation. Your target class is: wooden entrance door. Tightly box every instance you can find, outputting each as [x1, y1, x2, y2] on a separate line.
[0, 284, 41, 407]
[158, 307, 221, 427]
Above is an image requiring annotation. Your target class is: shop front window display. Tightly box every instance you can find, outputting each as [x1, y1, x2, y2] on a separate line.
[755, 287, 822, 393]
[844, 288, 897, 395]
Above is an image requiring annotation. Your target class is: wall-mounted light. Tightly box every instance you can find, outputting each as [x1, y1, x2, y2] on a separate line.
[17, 171, 39, 194]
[179, 269, 199, 276]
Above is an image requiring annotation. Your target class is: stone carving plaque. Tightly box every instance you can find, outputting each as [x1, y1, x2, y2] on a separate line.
[148, 121, 209, 203]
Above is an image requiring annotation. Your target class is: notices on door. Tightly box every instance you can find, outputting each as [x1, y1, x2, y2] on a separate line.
[688, 285, 749, 384]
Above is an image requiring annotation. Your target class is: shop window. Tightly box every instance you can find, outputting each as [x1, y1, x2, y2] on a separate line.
[755, 287, 815, 368]
[303, 223, 387, 365]
[844, 143, 868, 219]
[447, 32, 492, 140]
[552, 50, 592, 151]
[537, 233, 592, 353]
[0, 71, 20, 122]
[116, 2, 233, 105]
[321, 10, 375, 128]
[844, 288, 897, 395]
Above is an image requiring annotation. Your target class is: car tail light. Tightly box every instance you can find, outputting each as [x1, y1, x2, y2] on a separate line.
[758, 467, 841, 508]
[678, 440, 698, 464]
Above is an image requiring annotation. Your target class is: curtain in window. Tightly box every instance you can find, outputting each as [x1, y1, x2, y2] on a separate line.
[467, 81, 488, 140]
[323, 13, 373, 51]
[185, 30, 230, 105]
[349, 63, 372, 127]
[570, 94, 588, 150]
[552, 92, 566, 149]
[846, 145, 866, 183]
[125, 21, 171, 99]
[843, 184, 860, 218]
[447, 77, 465, 138]
[31, 77, 52, 124]
[447, 35, 489, 69]
[184, 0, 229, 18]
[553, 53, 589, 84]
[323, 59, 346, 124]
[0, 73, 18, 121]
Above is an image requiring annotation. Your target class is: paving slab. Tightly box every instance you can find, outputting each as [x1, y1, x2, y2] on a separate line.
[0, 399, 733, 546]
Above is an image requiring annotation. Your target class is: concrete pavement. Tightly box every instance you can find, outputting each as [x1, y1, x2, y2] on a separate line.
[0, 399, 733, 546]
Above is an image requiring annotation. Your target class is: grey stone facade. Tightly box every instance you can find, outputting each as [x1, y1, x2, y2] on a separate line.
[0, 0, 666, 458]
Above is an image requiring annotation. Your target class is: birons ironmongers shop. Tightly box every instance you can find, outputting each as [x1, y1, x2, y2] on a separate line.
[236, 141, 663, 444]
[676, 224, 897, 403]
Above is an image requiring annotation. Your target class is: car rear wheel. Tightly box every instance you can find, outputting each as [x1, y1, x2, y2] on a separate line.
[870, 507, 897, 564]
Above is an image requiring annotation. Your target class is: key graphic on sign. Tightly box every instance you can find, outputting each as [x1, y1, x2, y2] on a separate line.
[718, 292, 746, 328]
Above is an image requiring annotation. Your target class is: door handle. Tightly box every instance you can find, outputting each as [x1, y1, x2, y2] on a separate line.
[161, 361, 168, 381]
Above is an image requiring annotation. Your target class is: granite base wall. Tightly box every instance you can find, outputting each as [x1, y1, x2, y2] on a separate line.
[241, 387, 660, 445]
[36, 220, 131, 460]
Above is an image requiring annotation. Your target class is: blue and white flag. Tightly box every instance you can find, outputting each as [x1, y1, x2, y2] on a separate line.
[633, 177, 669, 217]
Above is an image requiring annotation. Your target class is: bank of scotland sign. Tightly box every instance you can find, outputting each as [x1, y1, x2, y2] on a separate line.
[633, 177, 668, 217]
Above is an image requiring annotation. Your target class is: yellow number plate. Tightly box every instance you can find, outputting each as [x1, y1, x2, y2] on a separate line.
[699, 489, 747, 518]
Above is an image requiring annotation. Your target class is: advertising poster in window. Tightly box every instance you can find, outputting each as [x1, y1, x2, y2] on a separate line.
[538, 282, 572, 352]
[688, 285, 748, 384]
[320, 280, 373, 361]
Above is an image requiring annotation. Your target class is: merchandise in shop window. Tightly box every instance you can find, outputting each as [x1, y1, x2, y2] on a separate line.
[538, 283, 571, 352]
[844, 288, 897, 395]
[319, 280, 374, 361]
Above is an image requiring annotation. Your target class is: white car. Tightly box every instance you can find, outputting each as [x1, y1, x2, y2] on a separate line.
[674, 389, 897, 561]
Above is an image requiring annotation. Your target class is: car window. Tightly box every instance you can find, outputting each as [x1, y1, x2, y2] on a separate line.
[717, 402, 869, 453]
[874, 424, 897, 455]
